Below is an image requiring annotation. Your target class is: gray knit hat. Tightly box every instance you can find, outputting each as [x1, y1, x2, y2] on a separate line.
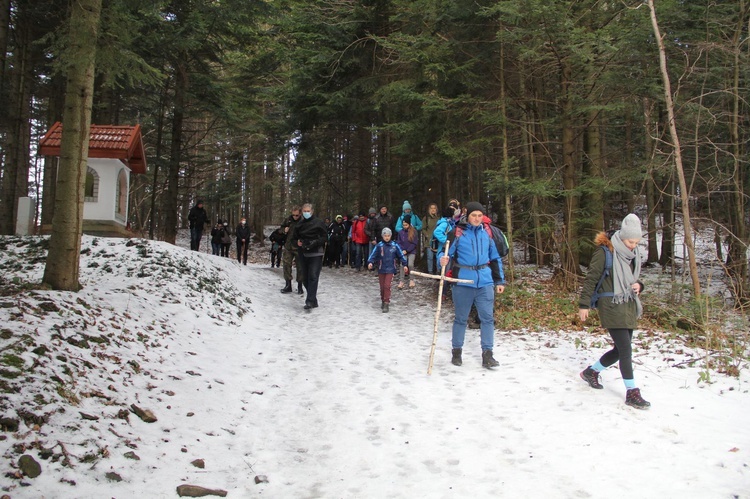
[619, 213, 642, 240]
[381, 227, 392, 237]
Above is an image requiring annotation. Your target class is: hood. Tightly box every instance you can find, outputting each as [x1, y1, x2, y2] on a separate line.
[594, 231, 613, 251]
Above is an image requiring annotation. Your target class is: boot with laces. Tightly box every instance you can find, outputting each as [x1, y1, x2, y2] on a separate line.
[625, 388, 651, 409]
[580, 366, 604, 389]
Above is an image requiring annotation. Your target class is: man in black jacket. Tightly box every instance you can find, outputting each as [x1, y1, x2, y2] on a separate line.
[236, 217, 252, 265]
[188, 200, 209, 251]
[292, 203, 328, 310]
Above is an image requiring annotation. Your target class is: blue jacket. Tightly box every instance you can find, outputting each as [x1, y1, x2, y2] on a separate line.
[438, 223, 505, 288]
[432, 217, 455, 250]
[395, 212, 423, 231]
[368, 240, 408, 274]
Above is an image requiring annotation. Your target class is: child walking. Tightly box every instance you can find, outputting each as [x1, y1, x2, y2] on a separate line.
[578, 213, 650, 409]
[368, 228, 409, 313]
[397, 215, 418, 289]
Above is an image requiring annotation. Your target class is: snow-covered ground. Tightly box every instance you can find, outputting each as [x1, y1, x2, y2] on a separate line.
[0, 235, 748, 498]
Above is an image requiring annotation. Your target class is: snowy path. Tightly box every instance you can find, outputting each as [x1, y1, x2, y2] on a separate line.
[155, 263, 749, 498]
[4, 241, 748, 499]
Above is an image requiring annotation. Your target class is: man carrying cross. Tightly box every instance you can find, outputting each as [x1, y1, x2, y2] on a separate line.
[438, 202, 505, 368]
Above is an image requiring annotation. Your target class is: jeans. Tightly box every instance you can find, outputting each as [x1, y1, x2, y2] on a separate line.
[299, 255, 323, 305]
[211, 242, 221, 255]
[190, 228, 203, 251]
[425, 247, 436, 274]
[352, 243, 366, 270]
[451, 285, 496, 351]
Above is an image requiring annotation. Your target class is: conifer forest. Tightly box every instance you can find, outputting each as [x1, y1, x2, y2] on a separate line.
[0, 0, 748, 299]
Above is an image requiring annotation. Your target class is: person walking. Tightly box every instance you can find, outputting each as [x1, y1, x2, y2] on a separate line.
[421, 203, 439, 274]
[432, 205, 458, 273]
[438, 202, 505, 369]
[350, 212, 369, 271]
[269, 226, 286, 268]
[236, 218, 252, 265]
[188, 199, 209, 251]
[396, 215, 418, 289]
[210, 220, 224, 256]
[364, 207, 378, 260]
[395, 200, 423, 232]
[220, 221, 231, 257]
[368, 228, 409, 313]
[327, 215, 347, 268]
[293, 203, 328, 310]
[373, 205, 395, 244]
[578, 214, 650, 409]
[280, 207, 304, 294]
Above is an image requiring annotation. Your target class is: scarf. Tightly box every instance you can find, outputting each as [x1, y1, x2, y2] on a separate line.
[611, 232, 643, 318]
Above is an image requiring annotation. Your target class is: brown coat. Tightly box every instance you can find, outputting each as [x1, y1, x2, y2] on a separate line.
[578, 232, 644, 329]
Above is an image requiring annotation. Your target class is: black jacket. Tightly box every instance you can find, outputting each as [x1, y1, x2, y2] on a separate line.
[236, 223, 252, 241]
[293, 216, 328, 253]
[269, 229, 287, 248]
[188, 205, 209, 229]
[328, 221, 347, 242]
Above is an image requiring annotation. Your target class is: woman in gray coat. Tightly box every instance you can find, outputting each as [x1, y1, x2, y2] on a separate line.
[578, 214, 650, 409]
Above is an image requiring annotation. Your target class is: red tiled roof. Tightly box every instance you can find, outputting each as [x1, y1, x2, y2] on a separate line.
[38, 122, 147, 174]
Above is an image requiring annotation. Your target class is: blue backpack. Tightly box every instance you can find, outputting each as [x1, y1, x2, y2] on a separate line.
[590, 245, 614, 310]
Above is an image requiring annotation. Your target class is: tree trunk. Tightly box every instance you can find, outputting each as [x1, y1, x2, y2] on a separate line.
[643, 97, 660, 263]
[499, 44, 514, 280]
[559, 57, 580, 290]
[162, 59, 188, 245]
[42, 0, 103, 291]
[725, 1, 749, 303]
[648, 0, 701, 297]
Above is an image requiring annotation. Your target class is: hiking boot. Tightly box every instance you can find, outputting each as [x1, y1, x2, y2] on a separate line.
[297, 283, 304, 294]
[397, 281, 404, 289]
[625, 388, 651, 409]
[580, 367, 603, 389]
[482, 350, 499, 368]
[409, 280, 415, 288]
[382, 303, 389, 313]
[280, 280, 292, 294]
[451, 348, 462, 366]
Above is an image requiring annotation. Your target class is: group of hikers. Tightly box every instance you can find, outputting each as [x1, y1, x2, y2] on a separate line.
[188, 197, 650, 410]
[187, 200, 253, 264]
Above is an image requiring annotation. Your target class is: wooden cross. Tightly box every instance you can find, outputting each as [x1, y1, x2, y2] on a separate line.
[409, 241, 474, 375]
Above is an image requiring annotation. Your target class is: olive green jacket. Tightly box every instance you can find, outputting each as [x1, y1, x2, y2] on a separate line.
[579, 232, 644, 329]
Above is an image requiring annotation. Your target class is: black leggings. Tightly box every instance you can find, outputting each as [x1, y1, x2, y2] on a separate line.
[599, 329, 634, 380]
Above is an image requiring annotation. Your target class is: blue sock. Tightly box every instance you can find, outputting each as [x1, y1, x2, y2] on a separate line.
[592, 361, 606, 372]
[624, 379, 637, 389]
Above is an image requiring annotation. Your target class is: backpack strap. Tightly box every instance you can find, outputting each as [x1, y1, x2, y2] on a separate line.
[590, 245, 614, 309]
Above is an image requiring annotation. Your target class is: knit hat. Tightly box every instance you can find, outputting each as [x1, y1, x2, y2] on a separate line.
[369, 207, 377, 215]
[619, 213, 642, 240]
[336, 215, 342, 220]
[382, 227, 392, 237]
[402, 200, 412, 211]
[465, 201, 485, 216]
